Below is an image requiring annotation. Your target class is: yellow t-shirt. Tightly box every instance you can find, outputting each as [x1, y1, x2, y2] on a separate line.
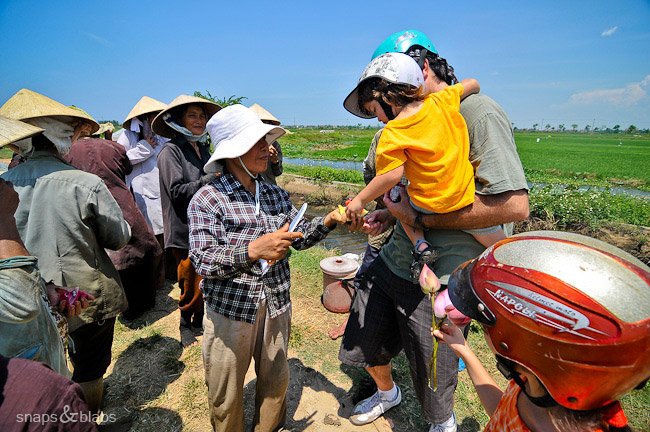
[375, 84, 475, 213]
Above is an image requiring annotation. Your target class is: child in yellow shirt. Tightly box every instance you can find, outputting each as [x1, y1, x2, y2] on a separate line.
[343, 52, 505, 284]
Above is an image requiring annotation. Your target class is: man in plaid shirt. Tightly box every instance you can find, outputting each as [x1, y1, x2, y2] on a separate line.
[188, 105, 346, 432]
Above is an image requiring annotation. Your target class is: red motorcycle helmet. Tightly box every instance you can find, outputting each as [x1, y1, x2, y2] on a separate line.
[447, 230, 650, 411]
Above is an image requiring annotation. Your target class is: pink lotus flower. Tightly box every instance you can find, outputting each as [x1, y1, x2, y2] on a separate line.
[419, 264, 441, 296]
[433, 289, 472, 326]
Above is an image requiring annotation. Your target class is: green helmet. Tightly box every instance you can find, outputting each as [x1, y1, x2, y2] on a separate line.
[372, 29, 437, 60]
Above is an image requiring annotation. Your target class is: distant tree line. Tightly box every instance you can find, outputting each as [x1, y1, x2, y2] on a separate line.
[512, 123, 647, 134]
[102, 90, 648, 133]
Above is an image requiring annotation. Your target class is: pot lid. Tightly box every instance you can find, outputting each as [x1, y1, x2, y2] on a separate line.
[320, 256, 359, 278]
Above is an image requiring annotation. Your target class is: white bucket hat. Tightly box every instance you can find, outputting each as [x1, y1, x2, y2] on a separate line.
[343, 52, 424, 118]
[204, 104, 285, 174]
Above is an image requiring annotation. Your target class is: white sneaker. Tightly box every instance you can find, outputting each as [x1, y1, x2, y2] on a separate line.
[429, 412, 457, 432]
[349, 386, 402, 425]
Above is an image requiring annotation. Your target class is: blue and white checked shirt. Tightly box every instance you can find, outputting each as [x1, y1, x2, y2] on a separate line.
[188, 173, 331, 323]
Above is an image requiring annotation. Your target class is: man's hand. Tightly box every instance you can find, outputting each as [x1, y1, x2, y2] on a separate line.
[247, 224, 303, 262]
[382, 187, 417, 227]
[361, 209, 396, 236]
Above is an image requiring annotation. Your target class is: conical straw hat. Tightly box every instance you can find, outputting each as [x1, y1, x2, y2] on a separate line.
[0, 88, 99, 134]
[93, 122, 115, 136]
[249, 103, 281, 126]
[152, 95, 222, 138]
[0, 115, 44, 148]
[68, 105, 100, 134]
[122, 96, 168, 129]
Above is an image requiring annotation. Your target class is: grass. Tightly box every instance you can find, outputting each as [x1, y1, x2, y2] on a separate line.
[282, 128, 378, 161]
[0, 147, 13, 160]
[516, 132, 650, 190]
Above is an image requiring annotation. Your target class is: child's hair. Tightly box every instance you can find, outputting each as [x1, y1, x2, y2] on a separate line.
[549, 403, 632, 432]
[406, 45, 459, 86]
[357, 77, 426, 117]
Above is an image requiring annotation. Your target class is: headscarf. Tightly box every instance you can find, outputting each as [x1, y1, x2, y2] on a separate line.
[25, 117, 75, 156]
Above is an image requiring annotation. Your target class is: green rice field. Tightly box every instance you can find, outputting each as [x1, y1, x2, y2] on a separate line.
[280, 129, 650, 190]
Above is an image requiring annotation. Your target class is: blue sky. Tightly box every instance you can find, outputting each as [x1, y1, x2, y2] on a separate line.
[1, 0, 649, 129]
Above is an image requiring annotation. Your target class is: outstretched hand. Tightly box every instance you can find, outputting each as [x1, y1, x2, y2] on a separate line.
[344, 197, 366, 226]
[361, 209, 396, 236]
[324, 207, 348, 229]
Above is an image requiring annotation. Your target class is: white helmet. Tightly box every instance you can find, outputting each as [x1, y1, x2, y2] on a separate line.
[343, 52, 424, 119]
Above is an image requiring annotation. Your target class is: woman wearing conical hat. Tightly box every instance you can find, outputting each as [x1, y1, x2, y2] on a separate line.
[0, 88, 130, 413]
[117, 96, 169, 238]
[152, 94, 221, 332]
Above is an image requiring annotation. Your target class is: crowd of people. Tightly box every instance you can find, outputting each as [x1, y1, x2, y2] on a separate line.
[0, 28, 648, 432]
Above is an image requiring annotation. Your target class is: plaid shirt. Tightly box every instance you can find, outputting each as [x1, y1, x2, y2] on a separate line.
[188, 173, 331, 323]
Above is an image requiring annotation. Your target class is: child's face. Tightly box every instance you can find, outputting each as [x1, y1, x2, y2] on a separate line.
[363, 100, 390, 124]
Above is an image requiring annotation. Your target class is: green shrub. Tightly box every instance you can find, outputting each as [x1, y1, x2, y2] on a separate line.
[529, 187, 650, 227]
[284, 165, 364, 184]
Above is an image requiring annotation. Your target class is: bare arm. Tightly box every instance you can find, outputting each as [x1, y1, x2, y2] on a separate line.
[384, 188, 529, 230]
[346, 165, 404, 222]
[356, 165, 404, 206]
[460, 78, 480, 100]
[434, 323, 503, 416]
[0, 180, 29, 259]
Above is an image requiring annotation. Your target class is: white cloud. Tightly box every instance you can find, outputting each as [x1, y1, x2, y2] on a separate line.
[569, 75, 650, 106]
[601, 26, 618, 37]
[84, 32, 112, 47]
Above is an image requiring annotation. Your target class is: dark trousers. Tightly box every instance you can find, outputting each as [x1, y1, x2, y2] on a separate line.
[339, 256, 458, 424]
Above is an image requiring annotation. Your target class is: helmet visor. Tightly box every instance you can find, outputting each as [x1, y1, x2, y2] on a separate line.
[447, 260, 496, 326]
